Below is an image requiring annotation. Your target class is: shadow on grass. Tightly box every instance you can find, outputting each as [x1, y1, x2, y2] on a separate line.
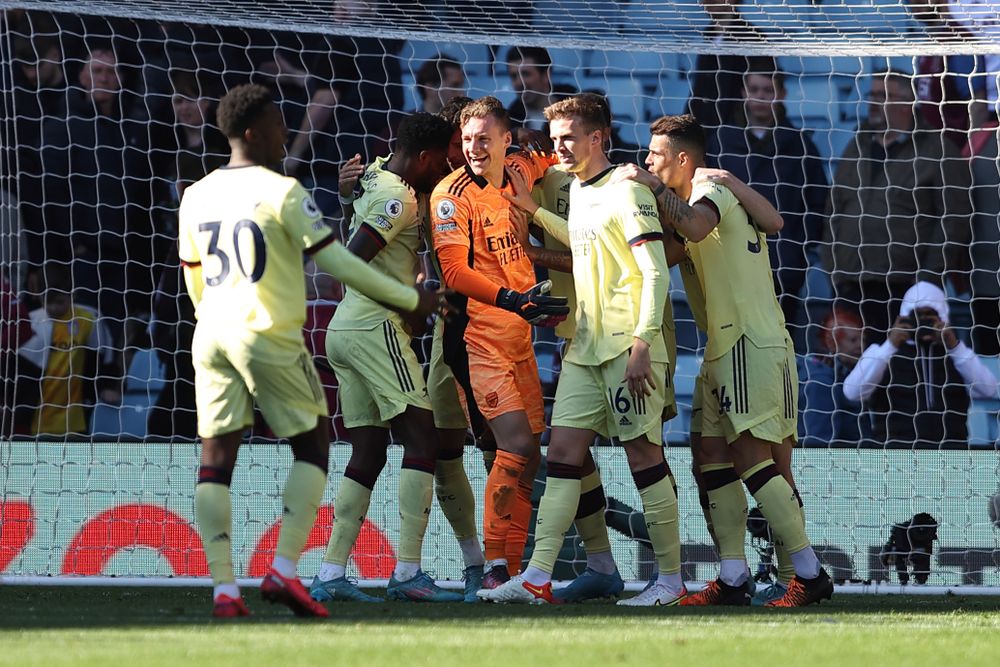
[1, 587, 999, 630]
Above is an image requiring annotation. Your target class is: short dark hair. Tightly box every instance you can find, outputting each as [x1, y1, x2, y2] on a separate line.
[544, 95, 609, 133]
[396, 112, 454, 155]
[649, 114, 706, 156]
[507, 46, 551, 70]
[439, 96, 473, 129]
[216, 84, 273, 138]
[460, 96, 511, 132]
[415, 55, 463, 100]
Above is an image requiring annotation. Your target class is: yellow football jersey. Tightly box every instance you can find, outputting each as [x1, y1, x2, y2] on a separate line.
[178, 165, 332, 361]
[564, 166, 669, 367]
[332, 155, 422, 330]
[678, 252, 708, 333]
[532, 165, 576, 340]
[685, 180, 786, 359]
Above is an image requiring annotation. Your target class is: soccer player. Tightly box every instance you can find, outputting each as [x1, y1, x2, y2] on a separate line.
[323, 98, 489, 603]
[308, 112, 470, 604]
[482, 95, 683, 606]
[507, 96, 629, 602]
[430, 96, 569, 589]
[617, 114, 832, 608]
[179, 84, 443, 618]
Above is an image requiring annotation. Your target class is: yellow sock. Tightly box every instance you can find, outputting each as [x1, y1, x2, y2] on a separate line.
[195, 482, 234, 586]
[434, 454, 477, 542]
[323, 476, 373, 566]
[574, 469, 611, 555]
[701, 463, 748, 561]
[637, 476, 682, 575]
[275, 461, 326, 563]
[775, 501, 807, 585]
[397, 462, 434, 564]
[742, 460, 810, 555]
[526, 465, 581, 575]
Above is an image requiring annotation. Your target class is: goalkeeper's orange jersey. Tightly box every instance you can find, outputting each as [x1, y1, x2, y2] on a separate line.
[430, 152, 555, 360]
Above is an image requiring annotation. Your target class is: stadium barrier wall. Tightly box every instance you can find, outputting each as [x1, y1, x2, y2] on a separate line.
[1, 442, 998, 587]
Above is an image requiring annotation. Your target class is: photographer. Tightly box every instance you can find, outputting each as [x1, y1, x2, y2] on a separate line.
[843, 281, 999, 447]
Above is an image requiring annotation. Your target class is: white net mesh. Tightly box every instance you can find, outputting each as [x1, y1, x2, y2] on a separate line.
[1, 1, 999, 586]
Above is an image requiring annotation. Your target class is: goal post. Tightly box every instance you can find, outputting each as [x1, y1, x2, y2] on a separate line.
[1, 0, 999, 590]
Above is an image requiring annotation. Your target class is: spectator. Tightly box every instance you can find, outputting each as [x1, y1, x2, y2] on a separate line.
[9, 31, 68, 272]
[843, 281, 999, 448]
[969, 127, 1000, 355]
[821, 70, 972, 344]
[415, 55, 467, 114]
[281, 3, 403, 214]
[17, 265, 117, 440]
[687, 0, 766, 134]
[38, 42, 167, 391]
[146, 72, 227, 441]
[799, 308, 869, 446]
[908, 0, 991, 147]
[0, 269, 40, 438]
[505, 46, 576, 132]
[707, 62, 828, 331]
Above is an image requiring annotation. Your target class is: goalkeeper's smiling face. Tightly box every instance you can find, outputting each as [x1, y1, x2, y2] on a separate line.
[461, 115, 510, 180]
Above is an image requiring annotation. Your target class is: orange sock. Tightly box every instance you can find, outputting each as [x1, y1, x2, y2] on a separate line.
[484, 450, 528, 562]
[505, 481, 534, 575]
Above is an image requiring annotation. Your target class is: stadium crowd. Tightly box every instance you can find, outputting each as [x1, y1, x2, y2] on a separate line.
[1, 1, 998, 454]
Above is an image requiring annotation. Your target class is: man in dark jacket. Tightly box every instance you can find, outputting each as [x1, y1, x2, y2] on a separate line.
[39, 44, 167, 390]
[822, 71, 972, 345]
[708, 65, 828, 329]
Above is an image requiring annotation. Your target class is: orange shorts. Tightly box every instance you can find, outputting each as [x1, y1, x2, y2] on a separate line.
[463, 347, 546, 434]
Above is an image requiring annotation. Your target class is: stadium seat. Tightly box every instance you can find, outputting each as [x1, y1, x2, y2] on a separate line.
[398, 40, 493, 78]
[91, 349, 165, 439]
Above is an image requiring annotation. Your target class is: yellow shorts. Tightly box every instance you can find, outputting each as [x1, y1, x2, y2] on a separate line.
[552, 349, 665, 445]
[690, 374, 703, 435]
[427, 319, 468, 430]
[326, 320, 431, 429]
[192, 332, 326, 439]
[700, 335, 796, 445]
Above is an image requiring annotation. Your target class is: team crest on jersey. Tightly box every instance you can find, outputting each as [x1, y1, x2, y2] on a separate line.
[302, 196, 321, 219]
[486, 392, 499, 408]
[436, 198, 456, 220]
[373, 215, 393, 231]
[385, 199, 403, 218]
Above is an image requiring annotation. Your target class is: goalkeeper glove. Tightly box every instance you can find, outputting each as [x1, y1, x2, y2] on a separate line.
[495, 280, 569, 327]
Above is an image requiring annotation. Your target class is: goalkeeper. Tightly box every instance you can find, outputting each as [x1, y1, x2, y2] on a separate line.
[179, 84, 443, 618]
[430, 96, 569, 592]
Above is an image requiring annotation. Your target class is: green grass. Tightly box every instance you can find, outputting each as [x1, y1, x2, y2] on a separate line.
[2, 587, 999, 667]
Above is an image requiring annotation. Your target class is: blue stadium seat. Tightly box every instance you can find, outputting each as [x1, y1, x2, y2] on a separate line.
[91, 349, 165, 439]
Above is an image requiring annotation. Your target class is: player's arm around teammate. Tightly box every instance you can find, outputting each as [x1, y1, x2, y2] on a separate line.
[179, 85, 441, 618]
[616, 115, 831, 608]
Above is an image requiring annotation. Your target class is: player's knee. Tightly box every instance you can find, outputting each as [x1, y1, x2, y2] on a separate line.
[348, 446, 388, 476]
[621, 439, 665, 472]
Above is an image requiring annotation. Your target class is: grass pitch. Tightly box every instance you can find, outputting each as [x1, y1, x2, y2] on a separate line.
[1, 587, 999, 667]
